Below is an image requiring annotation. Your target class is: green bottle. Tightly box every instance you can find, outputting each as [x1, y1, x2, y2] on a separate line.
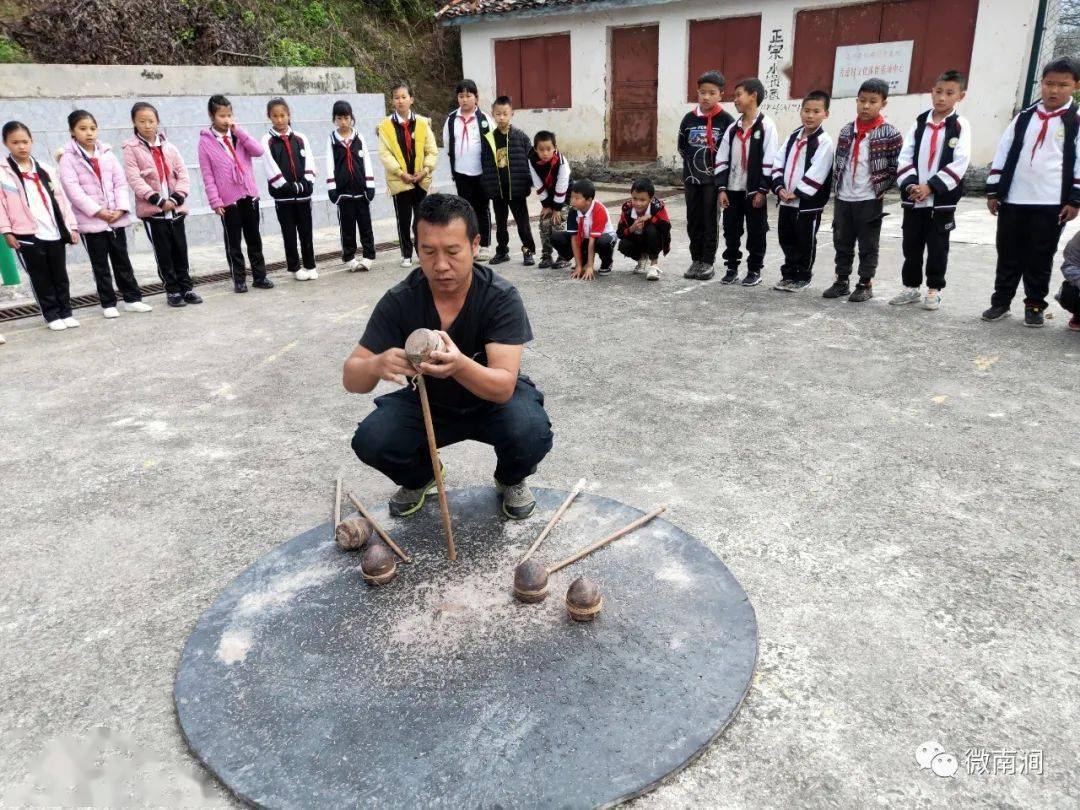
[0, 237, 19, 286]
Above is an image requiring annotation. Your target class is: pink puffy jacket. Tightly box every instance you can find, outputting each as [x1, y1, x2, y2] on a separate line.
[58, 140, 132, 233]
[0, 158, 78, 238]
[121, 133, 191, 220]
[197, 125, 263, 209]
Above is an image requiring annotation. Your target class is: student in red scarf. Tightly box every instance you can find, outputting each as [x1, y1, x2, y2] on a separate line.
[616, 177, 671, 281]
[261, 98, 318, 281]
[527, 130, 571, 268]
[823, 78, 903, 303]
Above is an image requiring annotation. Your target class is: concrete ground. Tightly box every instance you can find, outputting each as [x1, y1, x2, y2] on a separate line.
[2, 193, 1079, 808]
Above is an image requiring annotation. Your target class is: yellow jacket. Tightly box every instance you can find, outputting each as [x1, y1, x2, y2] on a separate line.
[376, 114, 438, 196]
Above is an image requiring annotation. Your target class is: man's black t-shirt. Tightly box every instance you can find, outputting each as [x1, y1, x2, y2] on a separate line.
[359, 265, 533, 411]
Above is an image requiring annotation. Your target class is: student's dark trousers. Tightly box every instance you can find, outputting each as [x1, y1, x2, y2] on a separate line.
[453, 173, 491, 248]
[393, 186, 426, 259]
[222, 196, 266, 284]
[352, 378, 553, 489]
[991, 203, 1065, 310]
[143, 217, 193, 294]
[618, 222, 664, 261]
[15, 236, 70, 323]
[493, 194, 536, 256]
[722, 190, 768, 273]
[83, 228, 141, 307]
[337, 196, 376, 262]
[684, 181, 719, 264]
[901, 208, 952, 290]
[551, 230, 615, 266]
[275, 200, 315, 273]
[777, 206, 822, 282]
[833, 198, 884, 281]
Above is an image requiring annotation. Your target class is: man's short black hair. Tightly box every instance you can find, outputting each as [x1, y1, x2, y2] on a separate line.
[935, 70, 967, 90]
[803, 90, 831, 111]
[534, 130, 557, 148]
[630, 177, 655, 196]
[1043, 57, 1080, 82]
[735, 78, 767, 106]
[697, 70, 725, 91]
[859, 78, 890, 100]
[455, 79, 479, 97]
[417, 193, 479, 242]
[493, 95, 513, 109]
[571, 179, 595, 200]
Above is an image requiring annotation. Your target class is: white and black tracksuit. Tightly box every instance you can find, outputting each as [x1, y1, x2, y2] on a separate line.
[715, 113, 780, 274]
[773, 126, 834, 283]
[326, 129, 376, 263]
[262, 127, 317, 273]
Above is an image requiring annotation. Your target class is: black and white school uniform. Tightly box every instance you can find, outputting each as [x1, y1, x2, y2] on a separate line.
[262, 127, 316, 274]
[326, 128, 376, 263]
[987, 101, 1080, 311]
[442, 107, 492, 248]
[897, 110, 971, 291]
[773, 126, 834, 283]
[714, 112, 779, 276]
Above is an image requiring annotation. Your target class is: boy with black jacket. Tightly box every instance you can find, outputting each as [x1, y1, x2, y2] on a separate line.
[262, 98, 318, 280]
[482, 96, 537, 266]
[528, 130, 571, 268]
[678, 70, 734, 280]
[326, 100, 376, 271]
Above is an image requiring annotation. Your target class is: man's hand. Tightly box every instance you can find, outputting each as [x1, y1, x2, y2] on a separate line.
[375, 348, 415, 386]
[418, 331, 464, 379]
[571, 263, 595, 280]
[4, 234, 19, 250]
[987, 198, 1000, 216]
[1060, 204, 1079, 225]
[752, 191, 766, 209]
[719, 191, 730, 209]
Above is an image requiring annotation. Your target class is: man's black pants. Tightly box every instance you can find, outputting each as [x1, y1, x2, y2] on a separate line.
[453, 173, 491, 248]
[15, 236, 70, 323]
[393, 186, 426, 260]
[83, 228, 142, 307]
[991, 203, 1065, 310]
[493, 194, 536, 256]
[551, 230, 615, 267]
[352, 378, 554, 490]
[722, 190, 768, 273]
[833, 198, 884, 282]
[618, 222, 664, 261]
[777, 206, 822, 282]
[337, 196, 376, 263]
[143, 217, 193, 294]
[274, 200, 315, 273]
[221, 196, 266, 284]
[901, 207, 953, 290]
[1057, 281, 1080, 316]
[684, 181, 719, 264]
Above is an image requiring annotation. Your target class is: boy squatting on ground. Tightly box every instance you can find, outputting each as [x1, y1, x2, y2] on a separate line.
[891, 70, 972, 311]
[822, 78, 904, 303]
[616, 177, 671, 281]
[528, 130, 571, 268]
[771, 90, 834, 291]
[1056, 229, 1080, 331]
[551, 179, 616, 280]
[481, 96, 537, 267]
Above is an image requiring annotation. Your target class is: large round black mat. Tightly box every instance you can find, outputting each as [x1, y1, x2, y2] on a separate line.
[175, 487, 758, 808]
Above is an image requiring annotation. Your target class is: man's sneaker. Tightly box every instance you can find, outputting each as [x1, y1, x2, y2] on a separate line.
[63, 317, 81, 328]
[741, 271, 762, 287]
[489, 252, 510, 265]
[696, 264, 715, 281]
[102, 307, 119, 319]
[772, 278, 793, 291]
[496, 479, 536, 520]
[646, 264, 661, 281]
[121, 301, 153, 313]
[1069, 315, 1080, 331]
[523, 252, 535, 267]
[295, 269, 311, 281]
[359, 258, 374, 272]
[183, 291, 203, 304]
[552, 258, 570, 270]
[538, 256, 553, 269]
[922, 292, 941, 311]
[168, 293, 187, 307]
[597, 263, 612, 275]
[847, 283, 873, 303]
[1024, 306, 1045, 327]
[683, 261, 702, 279]
[889, 287, 921, 306]
[720, 268, 739, 284]
[981, 305, 1010, 321]
[400, 256, 413, 269]
[388, 480, 436, 517]
[252, 278, 275, 289]
[789, 279, 812, 291]
[344, 258, 361, 272]
[822, 280, 850, 299]
[307, 268, 319, 280]
[47, 319, 67, 331]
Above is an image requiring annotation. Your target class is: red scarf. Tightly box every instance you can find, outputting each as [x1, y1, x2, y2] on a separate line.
[341, 135, 356, 178]
[926, 119, 946, 170]
[219, 131, 243, 174]
[398, 116, 414, 168]
[787, 136, 808, 191]
[699, 105, 722, 152]
[542, 153, 560, 190]
[851, 116, 885, 178]
[19, 168, 57, 228]
[150, 145, 168, 186]
[1031, 107, 1067, 162]
[88, 156, 102, 184]
[278, 131, 298, 179]
[734, 117, 756, 172]
[457, 113, 475, 154]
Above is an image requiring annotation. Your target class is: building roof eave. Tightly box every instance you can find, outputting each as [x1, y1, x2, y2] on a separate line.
[437, 0, 686, 27]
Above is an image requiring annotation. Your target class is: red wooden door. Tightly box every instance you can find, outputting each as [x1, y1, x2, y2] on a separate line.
[609, 25, 658, 162]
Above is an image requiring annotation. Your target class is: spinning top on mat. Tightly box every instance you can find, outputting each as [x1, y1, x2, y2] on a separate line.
[513, 559, 549, 603]
[361, 543, 397, 586]
[335, 516, 373, 551]
[405, 328, 442, 367]
[565, 577, 602, 622]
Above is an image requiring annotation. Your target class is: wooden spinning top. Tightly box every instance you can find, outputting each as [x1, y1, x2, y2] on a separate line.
[513, 559, 549, 603]
[405, 328, 442, 367]
[361, 542, 397, 586]
[565, 577, 603, 622]
[335, 516, 373, 551]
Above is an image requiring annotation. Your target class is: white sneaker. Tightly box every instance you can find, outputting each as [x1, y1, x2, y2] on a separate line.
[102, 307, 120, 319]
[922, 292, 941, 311]
[632, 258, 647, 274]
[888, 287, 921, 306]
[47, 320, 67, 331]
[295, 269, 311, 281]
[0, 334, 5, 344]
[344, 258, 361, 272]
[476, 248, 492, 262]
[400, 257, 413, 269]
[359, 258, 374, 272]
[121, 301, 153, 313]
[646, 265, 661, 281]
[308, 268, 319, 280]
[63, 317, 80, 328]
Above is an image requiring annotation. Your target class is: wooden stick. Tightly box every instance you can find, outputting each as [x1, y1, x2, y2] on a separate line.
[548, 505, 667, 575]
[520, 478, 587, 564]
[347, 491, 412, 563]
[415, 374, 456, 560]
[333, 477, 342, 531]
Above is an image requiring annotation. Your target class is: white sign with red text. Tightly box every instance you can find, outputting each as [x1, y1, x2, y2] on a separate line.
[833, 40, 914, 98]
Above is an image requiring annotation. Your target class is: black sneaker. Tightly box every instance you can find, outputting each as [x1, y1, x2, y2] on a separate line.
[183, 291, 203, 304]
[489, 252, 510, 265]
[789, 279, 811, 290]
[697, 264, 716, 281]
[720, 269, 739, 284]
[847, 283, 873, 303]
[684, 261, 702, 279]
[981, 305, 1010, 322]
[1024, 306, 1045, 328]
[252, 278, 275, 289]
[741, 271, 762, 287]
[234, 282, 248, 294]
[523, 252, 535, 266]
[552, 259, 570, 270]
[597, 263, 612, 275]
[822, 280, 851, 299]
[538, 256, 553, 269]
[167, 293, 187, 307]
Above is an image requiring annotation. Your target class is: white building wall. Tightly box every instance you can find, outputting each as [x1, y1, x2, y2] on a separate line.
[457, 0, 1042, 167]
